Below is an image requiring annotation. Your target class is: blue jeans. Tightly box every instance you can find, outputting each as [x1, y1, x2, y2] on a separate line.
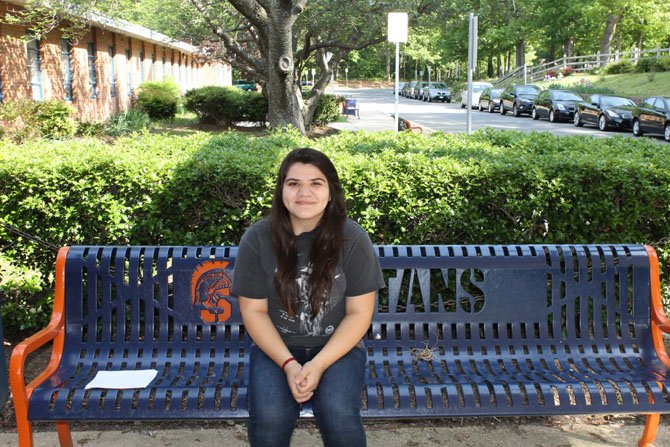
[247, 343, 366, 447]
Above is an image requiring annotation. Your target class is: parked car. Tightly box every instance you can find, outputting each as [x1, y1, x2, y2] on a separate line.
[632, 96, 670, 142]
[460, 82, 493, 108]
[573, 94, 636, 131]
[233, 79, 257, 91]
[401, 81, 419, 98]
[478, 87, 504, 112]
[532, 89, 583, 122]
[392, 82, 407, 95]
[500, 84, 541, 117]
[413, 82, 428, 99]
[422, 82, 451, 103]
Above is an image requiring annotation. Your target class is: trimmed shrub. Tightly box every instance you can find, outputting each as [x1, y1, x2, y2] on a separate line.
[34, 101, 77, 139]
[604, 60, 635, 74]
[312, 94, 342, 126]
[0, 99, 75, 142]
[243, 91, 269, 123]
[636, 57, 660, 73]
[658, 56, 670, 71]
[184, 86, 268, 126]
[136, 79, 180, 121]
[636, 56, 670, 73]
[3, 129, 670, 334]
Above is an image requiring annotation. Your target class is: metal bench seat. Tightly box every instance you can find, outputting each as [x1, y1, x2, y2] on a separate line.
[11, 244, 670, 446]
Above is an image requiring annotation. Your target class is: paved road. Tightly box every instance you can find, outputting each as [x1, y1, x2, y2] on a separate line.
[334, 87, 668, 143]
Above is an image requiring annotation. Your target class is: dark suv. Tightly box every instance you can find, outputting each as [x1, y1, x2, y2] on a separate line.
[500, 84, 542, 117]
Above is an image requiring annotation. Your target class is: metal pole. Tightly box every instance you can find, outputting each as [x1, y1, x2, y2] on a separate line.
[466, 13, 475, 134]
[395, 41, 400, 134]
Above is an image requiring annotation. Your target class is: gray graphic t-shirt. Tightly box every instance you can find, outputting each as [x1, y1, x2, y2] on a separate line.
[231, 218, 385, 348]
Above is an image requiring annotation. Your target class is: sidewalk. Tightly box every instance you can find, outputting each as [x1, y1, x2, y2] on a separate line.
[329, 87, 432, 133]
[0, 415, 668, 446]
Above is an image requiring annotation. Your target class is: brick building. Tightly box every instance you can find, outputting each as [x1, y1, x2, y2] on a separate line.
[0, 0, 231, 122]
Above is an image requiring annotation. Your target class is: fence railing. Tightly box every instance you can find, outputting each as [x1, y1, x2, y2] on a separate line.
[493, 46, 670, 86]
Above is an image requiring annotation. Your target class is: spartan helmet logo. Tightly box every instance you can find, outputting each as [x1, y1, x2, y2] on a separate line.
[191, 260, 233, 323]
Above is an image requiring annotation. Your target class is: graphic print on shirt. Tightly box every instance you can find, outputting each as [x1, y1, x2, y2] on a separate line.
[296, 264, 330, 336]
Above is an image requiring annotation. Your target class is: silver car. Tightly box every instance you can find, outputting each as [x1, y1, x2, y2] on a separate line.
[422, 82, 452, 103]
[460, 82, 494, 108]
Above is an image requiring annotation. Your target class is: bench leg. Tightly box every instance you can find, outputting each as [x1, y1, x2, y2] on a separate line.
[16, 416, 34, 447]
[57, 422, 74, 447]
[638, 413, 660, 447]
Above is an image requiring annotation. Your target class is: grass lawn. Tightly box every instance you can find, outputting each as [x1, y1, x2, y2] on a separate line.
[536, 71, 670, 98]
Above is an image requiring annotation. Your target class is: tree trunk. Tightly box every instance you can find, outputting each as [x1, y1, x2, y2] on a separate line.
[563, 36, 574, 59]
[496, 50, 502, 77]
[515, 39, 525, 68]
[548, 43, 556, 63]
[487, 54, 494, 78]
[266, 4, 305, 133]
[599, 13, 623, 66]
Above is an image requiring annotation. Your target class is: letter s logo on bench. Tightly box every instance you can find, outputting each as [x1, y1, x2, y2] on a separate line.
[191, 260, 233, 323]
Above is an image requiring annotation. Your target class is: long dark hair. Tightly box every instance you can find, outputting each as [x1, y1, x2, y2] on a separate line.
[269, 148, 347, 318]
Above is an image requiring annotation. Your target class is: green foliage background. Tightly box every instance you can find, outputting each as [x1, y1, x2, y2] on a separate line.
[2, 129, 670, 335]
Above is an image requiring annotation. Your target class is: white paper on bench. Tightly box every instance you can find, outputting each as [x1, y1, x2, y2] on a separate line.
[85, 370, 158, 389]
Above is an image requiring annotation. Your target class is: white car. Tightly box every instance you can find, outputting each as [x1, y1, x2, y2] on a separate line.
[460, 82, 494, 108]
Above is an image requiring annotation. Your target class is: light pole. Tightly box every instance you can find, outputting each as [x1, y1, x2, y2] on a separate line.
[388, 12, 408, 134]
[427, 66, 431, 84]
[311, 68, 316, 86]
[345, 67, 349, 87]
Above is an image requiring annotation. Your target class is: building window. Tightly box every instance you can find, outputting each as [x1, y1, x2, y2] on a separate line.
[60, 39, 73, 101]
[125, 48, 132, 96]
[108, 46, 117, 97]
[140, 51, 145, 81]
[151, 52, 156, 80]
[26, 36, 43, 101]
[176, 55, 180, 85]
[187, 64, 193, 89]
[0, 74, 3, 102]
[87, 42, 98, 98]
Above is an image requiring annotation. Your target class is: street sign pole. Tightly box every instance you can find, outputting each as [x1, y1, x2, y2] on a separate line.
[388, 13, 408, 134]
[395, 41, 400, 131]
[466, 13, 478, 135]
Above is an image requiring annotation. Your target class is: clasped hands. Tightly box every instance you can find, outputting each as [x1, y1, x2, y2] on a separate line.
[284, 360, 324, 403]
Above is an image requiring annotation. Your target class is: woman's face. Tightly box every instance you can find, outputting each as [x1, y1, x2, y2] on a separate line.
[282, 162, 331, 235]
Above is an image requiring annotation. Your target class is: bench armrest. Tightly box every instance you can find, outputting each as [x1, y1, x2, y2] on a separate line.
[645, 245, 670, 368]
[10, 247, 68, 420]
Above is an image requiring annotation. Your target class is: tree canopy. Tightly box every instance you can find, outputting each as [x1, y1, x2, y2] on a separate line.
[4, 0, 670, 131]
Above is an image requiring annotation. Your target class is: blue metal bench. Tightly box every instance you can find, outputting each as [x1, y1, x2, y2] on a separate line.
[343, 98, 360, 118]
[10, 244, 670, 446]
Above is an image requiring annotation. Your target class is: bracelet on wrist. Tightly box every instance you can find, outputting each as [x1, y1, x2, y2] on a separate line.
[281, 357, 297, 371]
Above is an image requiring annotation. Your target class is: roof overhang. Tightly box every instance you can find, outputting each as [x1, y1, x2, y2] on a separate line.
[3, 0, 198, 54]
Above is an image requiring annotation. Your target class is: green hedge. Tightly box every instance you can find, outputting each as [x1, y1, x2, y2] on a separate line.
[136, 79, 181, 121]
[604, 60, 635, 75]
[2, 129, 670, 336]
[183, 86, 268, 126]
